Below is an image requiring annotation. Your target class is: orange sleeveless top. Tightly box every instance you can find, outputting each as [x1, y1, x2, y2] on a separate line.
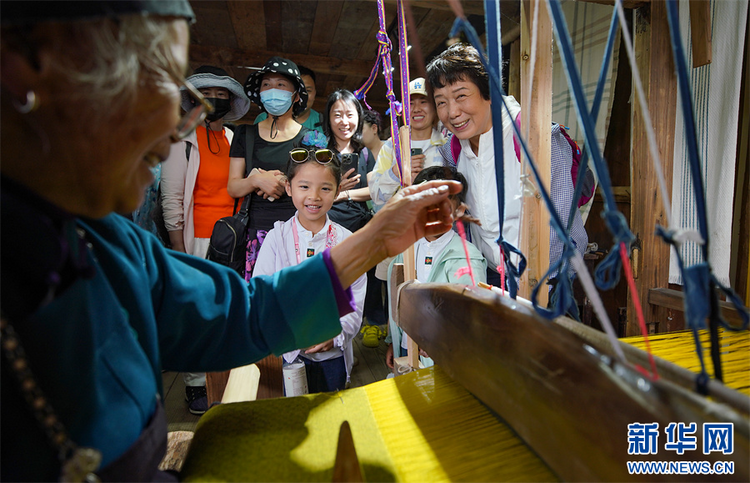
[193, 125, 235, 238]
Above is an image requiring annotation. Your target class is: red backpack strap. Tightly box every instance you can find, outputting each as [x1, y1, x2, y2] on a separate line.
[513, 114, 521, 162]
[450, 134, 461, 165]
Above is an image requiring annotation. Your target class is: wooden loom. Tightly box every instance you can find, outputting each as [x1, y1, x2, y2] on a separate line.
[179, 280, 749, 481]
[180, 2, 750, 480]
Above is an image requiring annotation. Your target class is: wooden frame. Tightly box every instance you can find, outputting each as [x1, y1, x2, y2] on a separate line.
[397, 282, 749, 481]
[518, 0, 552, 305]
[628, 1, 677, 336]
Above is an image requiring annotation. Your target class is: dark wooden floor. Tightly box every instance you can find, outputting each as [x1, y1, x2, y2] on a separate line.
[163, 325, 391, 433]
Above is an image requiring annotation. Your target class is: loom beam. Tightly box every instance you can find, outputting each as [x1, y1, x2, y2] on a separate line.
[398, 282, 749, 482]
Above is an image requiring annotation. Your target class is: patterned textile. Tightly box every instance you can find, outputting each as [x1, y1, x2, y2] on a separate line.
[245, 229, 268, 281]
[669, 0, 748, 286]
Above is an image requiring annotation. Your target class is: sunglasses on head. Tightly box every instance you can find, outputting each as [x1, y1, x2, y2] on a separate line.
[290, 147, 335, 164]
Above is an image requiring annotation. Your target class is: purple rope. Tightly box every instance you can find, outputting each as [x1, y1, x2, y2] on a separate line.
[397, 0, 410, 130]
[353, 0, 408, 184]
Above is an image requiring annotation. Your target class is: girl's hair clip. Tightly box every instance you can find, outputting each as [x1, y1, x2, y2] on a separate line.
[301, 130, 328, 149]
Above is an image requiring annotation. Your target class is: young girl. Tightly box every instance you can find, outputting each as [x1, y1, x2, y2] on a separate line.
[252, 143, 367, 393]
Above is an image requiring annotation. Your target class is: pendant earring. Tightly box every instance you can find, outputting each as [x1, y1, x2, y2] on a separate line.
[13, 90, 39, 114]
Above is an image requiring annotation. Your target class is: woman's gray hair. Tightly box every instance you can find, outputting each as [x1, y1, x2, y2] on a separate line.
[39, 15, 183, 113]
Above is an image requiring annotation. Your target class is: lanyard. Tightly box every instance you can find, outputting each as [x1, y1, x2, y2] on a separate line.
[292, 217, 335, 265]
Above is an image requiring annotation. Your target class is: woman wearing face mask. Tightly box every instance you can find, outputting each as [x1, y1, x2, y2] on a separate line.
[228, 56, 313, 278]
[160, 65, 251, 415]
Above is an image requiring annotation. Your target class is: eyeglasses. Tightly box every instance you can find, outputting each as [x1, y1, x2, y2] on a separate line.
[139, 57, 215, 142]
[171, 78, 215, 142]
[290, 147, 335, 164]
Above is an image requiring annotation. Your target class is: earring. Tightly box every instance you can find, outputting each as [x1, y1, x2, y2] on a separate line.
[13, 90, 39, 114]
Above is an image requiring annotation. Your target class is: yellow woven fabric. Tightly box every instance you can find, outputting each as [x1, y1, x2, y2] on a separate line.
[181, 366, 556, 482]
[365, 366, 556, 482]
[181, 384, 394, 481]
[622, 328, 750, 395]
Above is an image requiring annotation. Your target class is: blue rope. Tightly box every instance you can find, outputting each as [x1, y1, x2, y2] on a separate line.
[566, 8, 618, 233]
[546, 0, 635, 291]
[591, 8, 619, 124]
[484, 0, 510, 294]
[664, 0, 709, 260]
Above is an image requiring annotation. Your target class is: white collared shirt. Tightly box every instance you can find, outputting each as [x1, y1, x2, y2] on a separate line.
[457, 124, 523, 272]
[414, 230, 455, 282]
[252, 213, 366, 371]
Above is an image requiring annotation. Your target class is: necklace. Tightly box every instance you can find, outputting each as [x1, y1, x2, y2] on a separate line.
[292, 217, 335, 265]
[1, 316, 102, 482]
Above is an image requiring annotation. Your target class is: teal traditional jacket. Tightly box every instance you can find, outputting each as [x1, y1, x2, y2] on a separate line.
[1, 177, 344, 480]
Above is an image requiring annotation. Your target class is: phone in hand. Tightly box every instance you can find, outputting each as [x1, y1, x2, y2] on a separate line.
[411, 147, 423, 156]
[340, 153, 359, 174]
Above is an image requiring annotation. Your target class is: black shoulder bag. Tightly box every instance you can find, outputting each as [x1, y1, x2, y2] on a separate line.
[206, 125, 256, 276]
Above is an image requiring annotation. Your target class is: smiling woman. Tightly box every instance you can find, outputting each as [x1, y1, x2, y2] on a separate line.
[0, 1, 460, 480]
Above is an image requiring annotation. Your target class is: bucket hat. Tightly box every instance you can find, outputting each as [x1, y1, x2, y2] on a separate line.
[182, 66, 250, 121]
[244, 57, 308, 115]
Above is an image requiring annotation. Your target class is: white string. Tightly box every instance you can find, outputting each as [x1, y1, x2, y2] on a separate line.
[614, 0, 674, 229]
[570, 252, 628, 363]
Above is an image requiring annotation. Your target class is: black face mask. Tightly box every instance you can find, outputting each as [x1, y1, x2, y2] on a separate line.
[204, 97, 231, 121]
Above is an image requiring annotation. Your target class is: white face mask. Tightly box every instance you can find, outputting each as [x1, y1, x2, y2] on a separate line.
[260, 88, 294, 116]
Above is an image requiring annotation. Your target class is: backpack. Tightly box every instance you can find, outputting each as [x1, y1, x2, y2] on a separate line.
[449, 118, 595, 208]
[206, 196, 250, 276]
[558, 126, 595, 208]
[205, 125, 256, 276]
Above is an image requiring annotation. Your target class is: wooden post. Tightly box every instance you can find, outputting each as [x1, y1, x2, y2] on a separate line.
[629, 1, 677, 336]
[689, 0, 712, 68]
[508, 39, 521, 101]
[519, 0, 552, 305]
[398, 125, 420, 369]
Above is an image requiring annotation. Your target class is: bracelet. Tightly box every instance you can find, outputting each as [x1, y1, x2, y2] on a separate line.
[346, 190, 351, 201]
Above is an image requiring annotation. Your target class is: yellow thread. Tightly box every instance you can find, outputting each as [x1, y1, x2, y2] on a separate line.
[366, 367, 557, 482]
[182, 367, 556, 482]
[622, 328, 750, 395]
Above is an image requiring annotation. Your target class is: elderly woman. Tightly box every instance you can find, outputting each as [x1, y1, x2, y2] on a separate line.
[0, 1, 460, 481]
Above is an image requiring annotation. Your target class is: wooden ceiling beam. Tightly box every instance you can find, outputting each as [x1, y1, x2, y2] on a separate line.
[263, 0, 284, 52]
[309, 0, 346, 56]
[226, 0, 266, 52]
[188, 44, 379, 78]
[577, 0, 649, 8]
[371, 0, 487, 17]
